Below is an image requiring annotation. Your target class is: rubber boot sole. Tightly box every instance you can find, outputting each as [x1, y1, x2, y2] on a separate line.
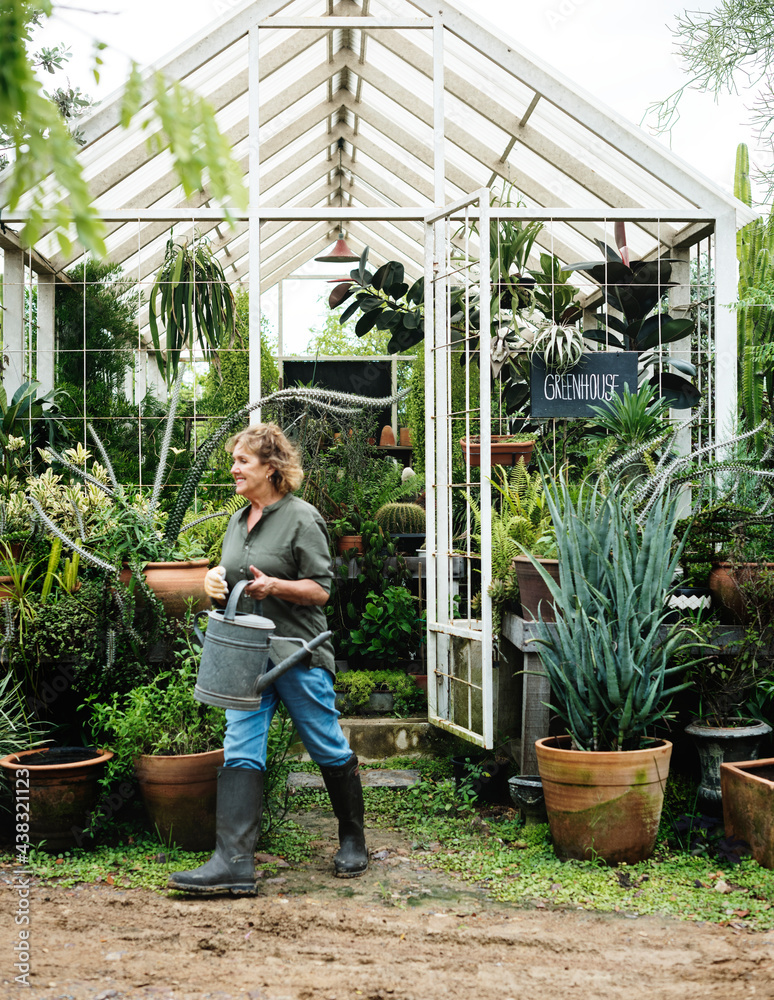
[167, 877, 258, 895]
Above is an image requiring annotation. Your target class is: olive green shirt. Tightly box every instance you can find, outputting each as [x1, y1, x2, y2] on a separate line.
[219, 494, 335, 674]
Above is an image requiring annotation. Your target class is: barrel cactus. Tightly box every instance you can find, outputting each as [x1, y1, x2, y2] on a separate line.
[374, 502, 425, 534]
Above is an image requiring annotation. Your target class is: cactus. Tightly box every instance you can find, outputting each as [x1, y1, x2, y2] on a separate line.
[374, 502, 426, 534]
[735, 143, 774, 451]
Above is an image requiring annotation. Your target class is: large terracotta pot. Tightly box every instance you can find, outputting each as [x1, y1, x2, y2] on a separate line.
[721, 757, 774, 869]
[513, 556, 560, 622]
[134, 748, 224, 851]
[535, 735, 672, 864]
[685, 719, 772, 804]
[119, 558, 209, 619]
[0, 747, 113, 851]
[459, 436, 534, 469]
[708, 562, 774, 625]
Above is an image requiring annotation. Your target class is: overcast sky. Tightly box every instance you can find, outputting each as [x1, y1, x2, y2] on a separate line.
[34, 0, 759, 351]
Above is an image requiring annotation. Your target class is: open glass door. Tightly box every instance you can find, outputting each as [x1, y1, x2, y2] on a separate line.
[424, 190, 494, 749]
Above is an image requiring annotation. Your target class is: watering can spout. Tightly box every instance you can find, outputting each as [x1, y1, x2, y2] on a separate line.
[254, 630, 333, 693]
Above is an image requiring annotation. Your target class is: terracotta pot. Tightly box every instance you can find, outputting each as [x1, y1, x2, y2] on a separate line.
[708, 562, 774, 625]
[134, 747, 224, 852]
[0, 747, 114, 851]
[337, 535, 364, 555]
[119, 558, 209, 620]
[379, 425, 396, 446]
[721, 757, 774, 869]
[399, 427, 412, 447]
[685, 719, 772, 804]
[535, 735, 672, 864]
[460, 435, 534, 469]
[513, 556, 559, 622]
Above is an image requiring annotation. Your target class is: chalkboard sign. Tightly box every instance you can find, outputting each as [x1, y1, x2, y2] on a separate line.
[530, 352, 638, 418]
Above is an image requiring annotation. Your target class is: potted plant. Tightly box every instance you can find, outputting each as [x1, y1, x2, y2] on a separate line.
[88, 635, 226, 851]
[681, 590, 774, 806]
[459, 432, 535, 469]
[490, 463, 558, 622]
[564, 225, 698, 409]
[373, 501, 425, 555]
[339, 585, 424, 670]
[148, 233, 236, 389]
[525, 480, 696, 864]
[0, 671, 112, 851]
[333, 668, 425, 717]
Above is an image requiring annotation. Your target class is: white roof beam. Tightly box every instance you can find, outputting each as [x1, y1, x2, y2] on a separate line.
[74, 0, 311, 148]
[342, 93, 596, 262]
[375, 30, 677, 245]
[408, 0, 737, 213]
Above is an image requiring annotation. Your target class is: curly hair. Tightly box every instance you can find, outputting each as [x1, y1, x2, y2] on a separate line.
[226, 423, 304, 495]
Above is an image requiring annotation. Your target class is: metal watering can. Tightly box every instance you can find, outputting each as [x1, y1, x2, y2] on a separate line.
[193, 578, 332, 711]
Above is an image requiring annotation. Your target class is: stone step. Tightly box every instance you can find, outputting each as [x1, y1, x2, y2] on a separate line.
[287, 768, 421, 792]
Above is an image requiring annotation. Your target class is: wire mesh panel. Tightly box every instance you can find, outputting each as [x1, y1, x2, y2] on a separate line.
[424, 190, 494, 749]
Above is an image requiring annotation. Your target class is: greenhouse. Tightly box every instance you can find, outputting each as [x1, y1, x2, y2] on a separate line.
[2, 0, 774, 981]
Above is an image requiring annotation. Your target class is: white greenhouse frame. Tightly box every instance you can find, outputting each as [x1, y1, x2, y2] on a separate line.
[0, 0, 756, 747]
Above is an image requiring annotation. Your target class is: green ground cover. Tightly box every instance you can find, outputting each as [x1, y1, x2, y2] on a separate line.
[5, 758, 773, 929]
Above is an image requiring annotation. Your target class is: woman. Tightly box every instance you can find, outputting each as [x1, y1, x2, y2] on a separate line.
[168, 423, 367, 895]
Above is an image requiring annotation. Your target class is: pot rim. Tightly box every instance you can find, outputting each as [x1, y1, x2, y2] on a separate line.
[135, 747, 225, 764]
[685, 719, 772, 739]
[0, 747, 113, 771]
[513, 555, 559, 566]
[535, 735, 672, 757]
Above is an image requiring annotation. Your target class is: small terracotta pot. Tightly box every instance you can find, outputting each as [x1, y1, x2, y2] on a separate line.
[134, 748, 224, 852]
[399, 427, 412, 447]
[379, 425, 396, 446]
[337, 535, 364, 555]
[513, 556, 559, 622]
[536, 735, 672, 864]
[708, 562, 774, 625]
[0, 747, 114, 850]
[119, 559, 209, 620]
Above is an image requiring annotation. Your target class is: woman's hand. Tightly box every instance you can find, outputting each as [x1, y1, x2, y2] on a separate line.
[245, 566, 328, 606]
[245, 566, 276, 601]
[204, 565, 229, 601]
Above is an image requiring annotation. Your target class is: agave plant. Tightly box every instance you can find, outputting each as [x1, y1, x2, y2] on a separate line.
[526, 480, 696, 751]
[148, 234, 235, 388]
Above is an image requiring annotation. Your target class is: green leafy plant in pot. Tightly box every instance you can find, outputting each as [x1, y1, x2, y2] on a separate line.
[525, 480, 696, 863]
[88, 636, 226, 851]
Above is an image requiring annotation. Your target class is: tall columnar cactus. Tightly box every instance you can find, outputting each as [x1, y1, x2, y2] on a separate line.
[735, 143, 774, 450]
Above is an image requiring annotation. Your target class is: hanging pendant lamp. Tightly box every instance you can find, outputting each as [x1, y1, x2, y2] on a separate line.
[315, 138, 360, 263]
[315, 232, 361, 263]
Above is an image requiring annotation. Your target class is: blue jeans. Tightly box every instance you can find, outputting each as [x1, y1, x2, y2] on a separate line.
[223, 663, 352, 770]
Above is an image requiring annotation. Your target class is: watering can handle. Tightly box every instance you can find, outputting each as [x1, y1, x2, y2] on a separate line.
[223, 578, 263, 622]
[253, 630, 333, 694]
[193, 578, 263, 646]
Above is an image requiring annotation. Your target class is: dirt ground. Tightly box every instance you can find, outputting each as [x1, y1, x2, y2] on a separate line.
[2, 811, 774, 1000]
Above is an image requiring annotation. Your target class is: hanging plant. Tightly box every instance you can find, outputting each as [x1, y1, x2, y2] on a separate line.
[148, 234, 236, 387]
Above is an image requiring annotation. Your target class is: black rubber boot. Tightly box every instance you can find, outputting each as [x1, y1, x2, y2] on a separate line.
[167, 767, 263, 895]
[320, 754, 368, 878]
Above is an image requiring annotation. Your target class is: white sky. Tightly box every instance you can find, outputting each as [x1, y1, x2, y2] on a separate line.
[34, 0, 762, 351]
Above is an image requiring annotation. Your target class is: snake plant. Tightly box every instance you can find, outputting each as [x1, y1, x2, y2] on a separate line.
[525, 480, 695, 751]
